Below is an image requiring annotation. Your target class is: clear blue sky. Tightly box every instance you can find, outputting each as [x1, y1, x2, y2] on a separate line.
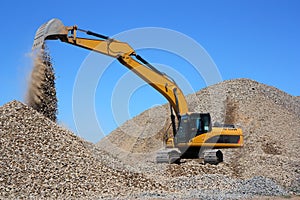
[1, 0, 299, 142]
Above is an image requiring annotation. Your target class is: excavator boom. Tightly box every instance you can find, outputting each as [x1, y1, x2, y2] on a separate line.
[33, 18, 188, 118]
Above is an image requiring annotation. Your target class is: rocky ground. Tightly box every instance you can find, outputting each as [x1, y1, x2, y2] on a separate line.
[0, 79, 299, 199]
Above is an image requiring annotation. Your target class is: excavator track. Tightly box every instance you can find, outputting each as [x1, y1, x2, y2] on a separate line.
[156, 148, 224, 165]
[203, 149, 223, 164]
[156, 148, 181, 164]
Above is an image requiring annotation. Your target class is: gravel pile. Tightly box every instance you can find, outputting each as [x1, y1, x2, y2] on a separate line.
[1, 78, 299, 199]
[192, 79, 300, 193]
[97, 78, 300, 199]
[0, 101, 165, 199]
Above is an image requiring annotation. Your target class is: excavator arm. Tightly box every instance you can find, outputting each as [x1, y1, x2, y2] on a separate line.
[33, 18, 188, 118]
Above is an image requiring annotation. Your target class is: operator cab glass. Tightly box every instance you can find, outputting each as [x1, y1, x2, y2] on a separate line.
[176, 113, 212, 143]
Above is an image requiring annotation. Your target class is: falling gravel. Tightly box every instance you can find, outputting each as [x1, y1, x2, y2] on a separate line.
[26, 46, 57, 122]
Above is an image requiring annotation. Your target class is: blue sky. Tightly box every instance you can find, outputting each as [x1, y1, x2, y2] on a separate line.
[0, 0, 299, 142]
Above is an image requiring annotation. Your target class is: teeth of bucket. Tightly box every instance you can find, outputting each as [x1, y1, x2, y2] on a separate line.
[32, 18, 68, 50]
[33, 22, 48, 49]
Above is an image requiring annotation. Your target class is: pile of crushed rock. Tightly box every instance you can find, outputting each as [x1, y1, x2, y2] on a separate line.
[97, 78, 300, 199]
[0, 101, 165, 199]
[0, 79, 299, 199]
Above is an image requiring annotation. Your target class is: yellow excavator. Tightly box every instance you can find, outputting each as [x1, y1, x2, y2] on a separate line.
[33, 19, 243, 164]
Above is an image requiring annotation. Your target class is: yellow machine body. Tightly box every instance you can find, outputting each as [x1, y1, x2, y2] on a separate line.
[33, 19, 243, 164]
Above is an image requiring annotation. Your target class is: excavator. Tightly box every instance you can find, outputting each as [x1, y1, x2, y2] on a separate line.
[33, 19, 243, 164]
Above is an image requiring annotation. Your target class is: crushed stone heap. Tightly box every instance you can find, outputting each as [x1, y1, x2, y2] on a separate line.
[0, 101, 164, 199]
[97, 78, 300, 198]
[1, 78, 299, 199]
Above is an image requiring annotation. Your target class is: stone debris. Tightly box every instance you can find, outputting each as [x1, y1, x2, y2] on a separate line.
[0, 78, 299, 199]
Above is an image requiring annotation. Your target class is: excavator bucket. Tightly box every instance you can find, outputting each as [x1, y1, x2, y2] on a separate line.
[33, 18, 68, 49]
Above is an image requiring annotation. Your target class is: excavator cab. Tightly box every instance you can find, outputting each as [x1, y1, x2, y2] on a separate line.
[175, 113, 211, 143]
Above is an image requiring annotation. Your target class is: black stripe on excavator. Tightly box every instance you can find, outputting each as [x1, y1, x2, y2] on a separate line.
[86, 30, 109, 40]
[205, 135, 240, 144]
[134, 54, 164, 76]
[170, 105, 177, 137]
[134, 54, 179, 87]
[173, 88, 180, 118]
